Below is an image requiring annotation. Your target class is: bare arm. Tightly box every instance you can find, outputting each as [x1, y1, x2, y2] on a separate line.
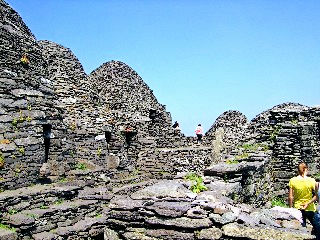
[288, 187, 294, 208]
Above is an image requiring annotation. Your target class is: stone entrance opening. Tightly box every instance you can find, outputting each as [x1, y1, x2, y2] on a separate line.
[123, 130, 137, 148]
[105, 130, 112, 152]
[42, 124, 52, 163]
[149, 109, 157, 121]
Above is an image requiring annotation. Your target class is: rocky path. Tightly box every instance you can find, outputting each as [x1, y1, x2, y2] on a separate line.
[0, 177, 316, 240]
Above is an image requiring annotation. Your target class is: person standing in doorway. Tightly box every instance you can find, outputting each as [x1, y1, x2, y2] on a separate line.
[195, 124, 203, 143]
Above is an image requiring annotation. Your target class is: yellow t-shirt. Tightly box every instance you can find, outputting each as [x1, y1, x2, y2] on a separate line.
[288, 176, 316, 211]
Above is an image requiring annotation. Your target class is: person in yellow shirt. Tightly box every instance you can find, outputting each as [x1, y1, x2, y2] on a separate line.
[288, 162, 316, 229]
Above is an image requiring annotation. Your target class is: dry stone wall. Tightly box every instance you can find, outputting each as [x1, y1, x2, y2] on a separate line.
[0, 179, 316, 240]
[205, 111, 249, 162]
[1, 0, 320, 212]
[38, 40, 115, 170]
[0, 0, 68, 189]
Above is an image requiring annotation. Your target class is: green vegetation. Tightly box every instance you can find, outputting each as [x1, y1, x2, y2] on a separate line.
[0, 152, 4, 168]
[97, 147, 102, 157]
[269, 125, 282, 141]
[40, 205, 49, 209]
[69, 149, 75, 157]
[184, 173, 208, 194]
[20, 54, 30, 65]
[231, 192, 240, 202]
[95, 213, 102, 218]
[59, 177, 68, 183]
[129, 168, 140, 178]
[18, 147, 25, 155]
[0, 223, 16, 232]
[75, 162, 87, 170]
[54, 199, 64, 205]
[11, 118, 18, 128]
[230, 142, 270, 164]
[313, 172, 320, 181]
[271, 197, 288, 208]
[235, 152, 249, 161]
[8, 209, 18, 215]
[70, 122, 77, 131]
[226, 159, 239, 164]
[11, 110, 32, 128]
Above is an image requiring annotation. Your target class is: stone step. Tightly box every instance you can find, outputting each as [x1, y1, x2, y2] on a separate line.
[0, 182, 88, 214]
[2, 199, 101, 237]
[32, 216, 108, 240]
[0, 228, 18, 240]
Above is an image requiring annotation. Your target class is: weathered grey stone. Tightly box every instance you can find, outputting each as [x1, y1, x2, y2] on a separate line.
[5, 213, 35, 226]
[146, 201, 191, 217]
[223, 223, 314, 240]
[131, 180, 196, 200]
[108, 210, 144, 222]
[109, 195, 147, 210]
[104, 228, 120, 240]
[123, 231, 157, 240]
[205, 161, 263, 176]
[209, 212, 237, 225]
[206, 181, 241, 197]
[186, 206, 208, 219]
[0, 229, 18, 240]
[237, 212, 259, 226]
[146, 216, 212, 229]
[0, 142, 16, 151]
[14, 137, 40, 146]
[106, 154, 120, 169]
[0, 115, 12, 123]
[11, 89, 44, 97]
[196, 227, 223, 240]
[281, 220, 303, 230]
[32, 232, 60, 240]
[39, 163, 50, 178]
[145, 228, 194, 240]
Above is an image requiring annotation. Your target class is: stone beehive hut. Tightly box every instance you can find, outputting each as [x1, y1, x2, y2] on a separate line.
[38, 40, 115, 169]
[0, 0, 71, 189]
[0, 0, 194, 189]
[205, 110, 249, 162]
[88, 61, 176, 146]
[206, 103, 320, 204]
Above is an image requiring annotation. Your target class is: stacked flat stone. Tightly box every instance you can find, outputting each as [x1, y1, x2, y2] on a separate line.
[38, 40, 115, 168]
[1, 0, 320, 227]
[0, 0, 68, 189]
[0, 180, 315, 240]
[205, 110, 249, 161]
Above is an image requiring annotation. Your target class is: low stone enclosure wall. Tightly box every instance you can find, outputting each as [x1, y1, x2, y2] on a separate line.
[1, 0, 320, 239]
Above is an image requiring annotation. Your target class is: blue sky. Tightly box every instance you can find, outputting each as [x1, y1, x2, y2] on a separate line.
[7, 0, 320, 136]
